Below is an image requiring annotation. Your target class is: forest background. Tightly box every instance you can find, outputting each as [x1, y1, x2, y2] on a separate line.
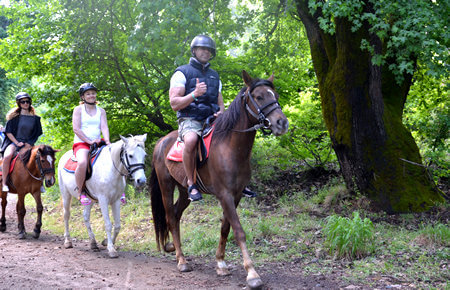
[0, 1, 448, 213]
[0, 1, 448, 288]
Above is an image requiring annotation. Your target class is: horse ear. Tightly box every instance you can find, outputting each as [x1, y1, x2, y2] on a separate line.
[120, 135, 129, 144]
[242, 70, 253, 87]
[53, 149, 61, 152]
[268, 72, 274, 83]
[140, 133, 147, 142]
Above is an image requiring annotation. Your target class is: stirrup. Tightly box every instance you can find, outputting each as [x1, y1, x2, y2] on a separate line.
[243, 187, 257, 198]
[188, 184, 202, 202]
[2, 185, 9, 192]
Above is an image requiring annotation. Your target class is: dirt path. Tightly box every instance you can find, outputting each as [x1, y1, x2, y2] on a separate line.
[0, 195, 356, 289]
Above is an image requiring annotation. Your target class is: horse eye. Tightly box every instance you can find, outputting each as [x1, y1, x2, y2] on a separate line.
[129, 154, 133, 159]
[256, 96, 263, 101]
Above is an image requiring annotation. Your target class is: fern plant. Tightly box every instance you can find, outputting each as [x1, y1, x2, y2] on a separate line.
[323, 211, 375, 259]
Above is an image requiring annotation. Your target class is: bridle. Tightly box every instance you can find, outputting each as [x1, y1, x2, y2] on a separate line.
[235, 80, 282, 135]
[111, 145, 146, 177]
[21, 150, 55, 181]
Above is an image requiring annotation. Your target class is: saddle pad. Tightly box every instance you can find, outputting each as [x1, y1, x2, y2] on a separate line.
[63, 146, 105, 173]
[167, 126, 214, 162]
[0, 155, 18, 176]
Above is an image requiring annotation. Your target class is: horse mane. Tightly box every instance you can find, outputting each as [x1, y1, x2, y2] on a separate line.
[214, 78, 274, 141]
[20, 145, 55, 164]
[213, 87, 246, 141]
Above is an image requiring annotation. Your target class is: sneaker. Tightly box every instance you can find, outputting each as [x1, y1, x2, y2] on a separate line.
[243, 187, 257, 198]
[2, 185, 9, 192]
[40, 185, 46, 193]
[120, 193, 126, 205]
[79, 194, 92, 206]
[188, 184, 202, 202]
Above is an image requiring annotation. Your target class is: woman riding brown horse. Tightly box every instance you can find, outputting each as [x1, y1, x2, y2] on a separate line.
[0, 144, 59, 239]
[150, 70, 289, 289]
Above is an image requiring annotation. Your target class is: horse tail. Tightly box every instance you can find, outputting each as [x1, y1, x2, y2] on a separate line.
[149, 166, 169, 252]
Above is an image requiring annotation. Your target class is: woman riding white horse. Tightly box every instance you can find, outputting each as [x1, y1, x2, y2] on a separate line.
[58, 134, 147, 258]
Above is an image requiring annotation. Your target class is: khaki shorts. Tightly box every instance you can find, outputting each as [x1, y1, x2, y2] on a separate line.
[178, 118, 203, 141]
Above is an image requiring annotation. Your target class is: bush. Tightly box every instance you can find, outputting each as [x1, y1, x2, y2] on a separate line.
[323, 211, 375, 259]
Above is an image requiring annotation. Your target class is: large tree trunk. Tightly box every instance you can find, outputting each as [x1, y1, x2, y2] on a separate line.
[294, 0, 444, 213]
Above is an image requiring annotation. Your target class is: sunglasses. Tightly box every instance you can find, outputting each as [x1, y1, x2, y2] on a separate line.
[20, 100, 31, 104]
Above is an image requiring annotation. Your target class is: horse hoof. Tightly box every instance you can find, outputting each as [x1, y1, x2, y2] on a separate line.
[64, 241, 73, 249]
[109, 251, 119, 258]
[33, 232, 40, 239]
[90, 242, 99, 251]
[0, 225, 5, 232]
[101, 239, 107, 247]
[247, 278, 264, 290]
[177, 263, 193, 272]
[216, 267, 231, 276]
[164, 242, 175, 252]
[18, 232, 26, 240]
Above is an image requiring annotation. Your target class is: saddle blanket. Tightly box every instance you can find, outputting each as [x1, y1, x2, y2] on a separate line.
[63, 146, 105, 173]
[0, 155, 19, 176]
[167, 126, 214, 162]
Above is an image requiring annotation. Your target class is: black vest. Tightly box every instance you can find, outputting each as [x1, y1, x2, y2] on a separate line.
[175, 58, 220, 121]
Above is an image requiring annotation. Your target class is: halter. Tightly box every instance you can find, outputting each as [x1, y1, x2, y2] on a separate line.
[21, 150, 55, 181]
[236, 80, 282, 135]
[111, 145, 146, 177]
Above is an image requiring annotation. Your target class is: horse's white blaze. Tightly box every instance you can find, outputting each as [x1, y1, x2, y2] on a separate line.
[46, 155, 54, 166]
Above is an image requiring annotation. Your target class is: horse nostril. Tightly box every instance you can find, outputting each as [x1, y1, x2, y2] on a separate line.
[278, 118, 289, 130]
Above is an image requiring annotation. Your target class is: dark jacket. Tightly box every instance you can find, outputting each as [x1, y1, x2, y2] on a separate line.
[175, 57, 220, 121]
[0, 114, 42, 154]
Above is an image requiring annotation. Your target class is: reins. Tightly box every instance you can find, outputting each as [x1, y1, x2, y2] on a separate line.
[20, 150, 55, 181]
[233, 80, 282, 135]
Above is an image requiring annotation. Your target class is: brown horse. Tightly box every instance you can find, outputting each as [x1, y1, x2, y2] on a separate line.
[150, 70, 289, 289]
[0, 145, 59, 239]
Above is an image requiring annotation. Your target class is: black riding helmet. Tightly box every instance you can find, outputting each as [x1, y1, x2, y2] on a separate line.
[78, 83, 97, 96]
[15, 92, 31, 102]
[190, 35, 216, 59]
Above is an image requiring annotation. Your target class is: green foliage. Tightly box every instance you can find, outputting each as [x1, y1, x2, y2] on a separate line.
[308, 0, 449, 83]
[404, 68, 449, 180]
[418, 223, 450, 247]
[323, 211, 375, 259]
[279, 88, 336, 169]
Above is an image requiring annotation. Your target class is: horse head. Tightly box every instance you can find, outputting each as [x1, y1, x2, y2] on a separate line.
[35, 145, 60, 187]
[119, 134, 147, 188]
[242, 70, 289, 136]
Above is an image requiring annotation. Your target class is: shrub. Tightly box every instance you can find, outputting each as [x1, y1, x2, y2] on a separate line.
[323, 211, 375, 259]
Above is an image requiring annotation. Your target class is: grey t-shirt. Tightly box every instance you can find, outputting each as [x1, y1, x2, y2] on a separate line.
[16, 115, 36, 143]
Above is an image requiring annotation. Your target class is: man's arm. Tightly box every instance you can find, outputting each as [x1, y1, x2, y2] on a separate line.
[170, 78, 207, 111]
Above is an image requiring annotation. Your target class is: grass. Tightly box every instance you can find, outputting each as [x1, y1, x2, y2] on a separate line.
[19, 182, 450, 289]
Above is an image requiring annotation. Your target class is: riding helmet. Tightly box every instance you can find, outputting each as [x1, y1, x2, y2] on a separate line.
[78, 83, 98, 96]
[190, 35, 216, 58]
[15, 92, 31, 102]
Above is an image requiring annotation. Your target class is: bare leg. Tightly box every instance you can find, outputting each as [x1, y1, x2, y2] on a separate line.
[74, 148, 89, 199]
[182, 132, 200, 199]
[2, 145, 15, 191]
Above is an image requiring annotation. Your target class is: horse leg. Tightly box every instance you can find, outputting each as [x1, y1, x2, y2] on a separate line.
[0, 191, 7, 232]
[62, 190, 73, 248]
[31, 191, 43, 239]
[216, 214, 232, 276]
[163, 184, 192, 272]
[102, 199, 121, 247]
[82, 203, 99, 251]
[219, 195, 263, 289]
[98, 198, 118, 258]
[16, 194, 27, 239]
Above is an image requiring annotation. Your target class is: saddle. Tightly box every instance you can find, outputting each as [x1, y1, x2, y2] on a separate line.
[167, 117, 215, 167]
[0, 149, 25, 191]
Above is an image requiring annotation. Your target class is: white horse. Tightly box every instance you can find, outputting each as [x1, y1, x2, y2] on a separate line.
[58, 134, 147, 258]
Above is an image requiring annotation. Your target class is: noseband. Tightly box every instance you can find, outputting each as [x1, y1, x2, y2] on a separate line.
[22, 150, 55, 181]
[112, 145, 146, 177]
[237, 80, 282, 135]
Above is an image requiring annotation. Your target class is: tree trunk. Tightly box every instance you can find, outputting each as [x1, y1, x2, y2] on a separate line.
[294, 0, 444, 213]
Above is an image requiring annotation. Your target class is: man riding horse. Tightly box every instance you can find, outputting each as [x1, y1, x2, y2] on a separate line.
[169, 35, 257, 201]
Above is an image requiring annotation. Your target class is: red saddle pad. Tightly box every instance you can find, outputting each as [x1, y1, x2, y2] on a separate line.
[167, 127, 214, 162]
[63, 147, 104, 173]
[0, 155, 18, 176]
